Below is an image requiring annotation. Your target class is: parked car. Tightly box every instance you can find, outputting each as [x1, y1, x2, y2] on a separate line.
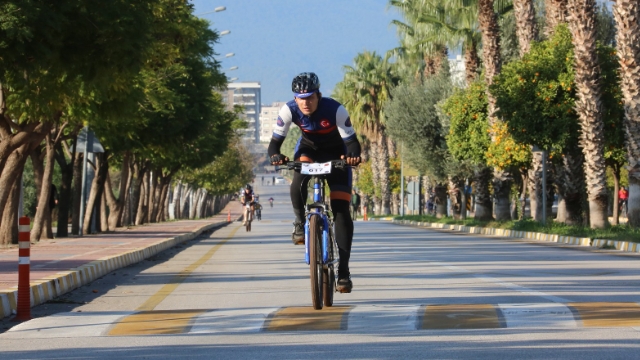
[274, 176, 286, 185]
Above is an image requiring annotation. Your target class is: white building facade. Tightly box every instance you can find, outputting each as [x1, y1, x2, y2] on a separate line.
[223, 82, 261, 143]
[259, 102, 287, 142]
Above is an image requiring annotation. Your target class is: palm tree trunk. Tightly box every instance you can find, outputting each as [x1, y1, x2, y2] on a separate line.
[553, 152, 584, 225]
[474, 167, 494, 220]
[612, 1, 640, 227]
[567, 0, 609, 228]
[377, 132, 391, 215]
[545, 0, 569, 37]
[448, 176, 464, 219]
[527, 152, 544, 221]
[464, 40, 480, 85]
[514, 0, 539, 55]
[479, 0, 511, 220]
[434, 183, 448, 218]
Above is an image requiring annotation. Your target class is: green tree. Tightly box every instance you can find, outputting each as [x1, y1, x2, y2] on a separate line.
[334, 51, 399, 215]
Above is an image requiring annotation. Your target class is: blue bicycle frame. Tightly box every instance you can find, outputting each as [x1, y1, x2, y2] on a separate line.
[304, 179, 332, 265]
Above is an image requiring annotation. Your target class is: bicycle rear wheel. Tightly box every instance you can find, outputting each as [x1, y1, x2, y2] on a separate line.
[308, 215, 323, 310]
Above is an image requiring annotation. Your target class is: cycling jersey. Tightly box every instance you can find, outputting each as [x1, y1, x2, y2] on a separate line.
[269, 97, 360, 156]
[241, 191, 254, 204]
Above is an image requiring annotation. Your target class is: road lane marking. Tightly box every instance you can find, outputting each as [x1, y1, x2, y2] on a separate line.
[347, 305, 421, 331]
[7, 303, 640, 337]
[136, 225, 240, 311]
[3, 312, 131, 338]
[498, 303, 577, 328]
[189, 308, 278, 334]
[420, 304, 502, 330]
[569, 302, 640, 327]
[108, 309, 206, 335]
[432, 262, 572, 303]
[264, 306, 352, 331]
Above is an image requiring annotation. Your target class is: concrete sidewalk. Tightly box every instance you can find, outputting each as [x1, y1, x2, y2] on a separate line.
[0, 200, 242, 320]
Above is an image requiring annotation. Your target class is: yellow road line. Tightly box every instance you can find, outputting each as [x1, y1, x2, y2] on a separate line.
[570, 302, 640, 327]
[108, 309, 206, 335]
[421, 304, 502, 329]
[265, 306, 352, 331]
[136, 225, 240, 312]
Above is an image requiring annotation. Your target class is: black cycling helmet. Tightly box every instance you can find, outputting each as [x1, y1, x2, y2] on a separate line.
[292, 72, 320, 98]
[245, 184, 252, 191]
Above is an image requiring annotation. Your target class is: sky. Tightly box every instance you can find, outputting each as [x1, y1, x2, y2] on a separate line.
[191, 0, 402, 104]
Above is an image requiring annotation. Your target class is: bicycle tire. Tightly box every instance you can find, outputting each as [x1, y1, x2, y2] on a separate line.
[323, 266, 335, 307]
[309, 215, 323, 310]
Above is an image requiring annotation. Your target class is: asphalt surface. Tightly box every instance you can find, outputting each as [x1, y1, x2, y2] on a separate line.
[2, 174, 640, 359]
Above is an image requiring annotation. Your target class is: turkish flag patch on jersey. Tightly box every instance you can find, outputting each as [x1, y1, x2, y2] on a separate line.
[277, 116, 284, 127]
[320, 119, 331, 128]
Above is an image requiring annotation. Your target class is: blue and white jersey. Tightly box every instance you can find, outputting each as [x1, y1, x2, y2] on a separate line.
[272, 97, 356, 144]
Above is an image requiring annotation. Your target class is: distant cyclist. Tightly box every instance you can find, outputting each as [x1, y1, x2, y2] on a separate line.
[268, 197, 274, 208]
[268, 72, 361, 293]
[240, 184, 255, 225]
[255, 201, 262, 221]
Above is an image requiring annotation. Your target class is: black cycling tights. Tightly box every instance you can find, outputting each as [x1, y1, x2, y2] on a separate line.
[291, 173, 353, 278]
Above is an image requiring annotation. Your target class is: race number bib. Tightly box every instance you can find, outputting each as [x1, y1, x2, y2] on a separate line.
[301, 162, 332, 175]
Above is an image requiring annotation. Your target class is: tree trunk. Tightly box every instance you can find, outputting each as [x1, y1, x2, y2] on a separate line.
[514, 0, 539, 55]
[464, 40, 480, 86]
[434, 183, 448, 218]
[0, 144, 31, 245]
[528, 152, 544, 221]
[135, 167, 149, 225]
[567, 0, 609, 228]
[545, 0, 568, 37]
[31, 133, 56, 242]
[612, 164, 620, 225]
[474, 167, 494, 220]
[375, 131, 391, 215]
[82, 153, 108, 234]
[479, 0, 511, 221]
[104, 152, 131, 229]
[71, 153, 83, 235]
[54, 140, 75, 237]
[448, 177, 463, 220]
[612, 1, 640, 227]
[554, 152, 585, 225]
[1, 171, 22, 245]
[100, 192, 109, 232]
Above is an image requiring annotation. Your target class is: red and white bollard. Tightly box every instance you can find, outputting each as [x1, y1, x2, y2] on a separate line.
[15, 216, 31, 321]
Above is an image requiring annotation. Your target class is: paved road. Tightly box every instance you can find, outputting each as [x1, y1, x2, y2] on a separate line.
[2, 174, 640, 359]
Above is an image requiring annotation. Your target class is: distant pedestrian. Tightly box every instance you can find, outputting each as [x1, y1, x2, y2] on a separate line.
[351, 189, 361, 220]
[262, 176, 264, 185]
[272, 176, 275, 186]
[619, 186, 629, 216]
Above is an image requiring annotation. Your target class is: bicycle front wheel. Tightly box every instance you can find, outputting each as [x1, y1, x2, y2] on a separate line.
[308, 215, 323, 310]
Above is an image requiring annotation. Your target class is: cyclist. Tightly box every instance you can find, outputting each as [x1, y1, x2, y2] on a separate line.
[268, 197, 274, 208]
[240, 184, 255, 225]
[268, 72, 361, 293]
[255, 201, 262, 220]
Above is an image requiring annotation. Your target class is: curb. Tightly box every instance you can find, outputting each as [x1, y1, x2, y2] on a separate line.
[371, 218, 640, 254]
[0, 220, 231, 320]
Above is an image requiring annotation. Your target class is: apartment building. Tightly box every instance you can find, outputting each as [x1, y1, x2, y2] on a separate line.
[259, 101, 287, 142]
[222, 82, 261, 143]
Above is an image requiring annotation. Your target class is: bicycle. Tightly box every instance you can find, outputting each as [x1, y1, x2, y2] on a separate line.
[286, 159, 347, 310]
[243, 203, 253, 232]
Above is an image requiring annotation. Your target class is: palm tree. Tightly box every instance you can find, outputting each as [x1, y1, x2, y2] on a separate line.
[335, 51, 399, 215]
[390, 0, 482, 85]
[513, 0, 538, 55]
[478, 0, 515, 220]
[545, 0, 568, 37]
[566, 0, 608, 228]
[612, 1, 640, 226]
